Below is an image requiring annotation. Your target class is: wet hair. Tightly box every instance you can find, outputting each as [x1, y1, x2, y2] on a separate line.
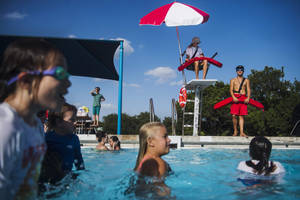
[236, 65, 244, 72]
[134, 122, 165, 171]
[0, 38, 66, 102]
[110, 136, 121, 149]
[96, 131, 107, 143]
[47, 103, 77, 131]
[246, 136, 276, 175]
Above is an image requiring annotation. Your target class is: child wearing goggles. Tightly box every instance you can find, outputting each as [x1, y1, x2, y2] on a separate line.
[0, 38, 71, 199]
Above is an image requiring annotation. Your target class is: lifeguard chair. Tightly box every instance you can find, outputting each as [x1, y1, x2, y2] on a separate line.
[177, 53, 222, 136]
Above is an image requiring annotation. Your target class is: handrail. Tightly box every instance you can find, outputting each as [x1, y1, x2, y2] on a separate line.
[149, 98, 155, 122]
[290, 120, 300, 135]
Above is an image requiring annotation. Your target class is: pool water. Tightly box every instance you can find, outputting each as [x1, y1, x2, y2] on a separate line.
[40, 148, 300, 200]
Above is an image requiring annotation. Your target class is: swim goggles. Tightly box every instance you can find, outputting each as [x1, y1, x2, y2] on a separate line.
[236, 65, 244, 72]
[7, 66, 69, 85]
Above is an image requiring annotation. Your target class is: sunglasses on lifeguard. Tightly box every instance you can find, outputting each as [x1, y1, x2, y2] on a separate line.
[7, 66, 69, 85]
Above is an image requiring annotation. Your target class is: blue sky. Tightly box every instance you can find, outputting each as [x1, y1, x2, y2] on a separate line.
[1, 0, 300, 120]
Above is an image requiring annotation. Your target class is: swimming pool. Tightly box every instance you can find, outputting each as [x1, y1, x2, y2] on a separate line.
[40, 148, 300, 200]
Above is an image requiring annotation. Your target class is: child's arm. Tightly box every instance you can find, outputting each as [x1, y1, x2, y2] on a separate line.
[100, 95, 105, 101]
[74, 135, 85, 170]
[90, 89, 95, 96]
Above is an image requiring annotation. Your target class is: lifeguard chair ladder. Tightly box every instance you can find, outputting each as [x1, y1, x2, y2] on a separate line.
[182, 79, 217, 136]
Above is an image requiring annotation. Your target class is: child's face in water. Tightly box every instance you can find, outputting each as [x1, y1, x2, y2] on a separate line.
[151, 127, 170, 156]
[36, 64, 71, 112]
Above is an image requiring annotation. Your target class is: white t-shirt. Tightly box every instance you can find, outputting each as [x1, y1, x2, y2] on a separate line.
[186, 46, 203, 58]
[237, 160, 285, 175]
[0, 103, 46, 200]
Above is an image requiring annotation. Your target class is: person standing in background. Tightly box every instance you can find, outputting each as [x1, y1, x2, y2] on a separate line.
[90, 87, 105, 126]
[230, 65, 250, 137]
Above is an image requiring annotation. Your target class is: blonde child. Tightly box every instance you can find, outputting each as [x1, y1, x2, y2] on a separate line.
[0, 39, 71, 199]
[134, 122, 171, 178]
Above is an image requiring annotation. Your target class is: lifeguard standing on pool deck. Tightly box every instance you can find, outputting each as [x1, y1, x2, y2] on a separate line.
[230, 65, 251, 137]
[184, 37, 208, 79]
[90, 87, 105, 126]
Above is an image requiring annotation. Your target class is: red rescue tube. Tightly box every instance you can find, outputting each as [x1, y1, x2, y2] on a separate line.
[213, 94, 264, 111]
[178, 57, 223, 71]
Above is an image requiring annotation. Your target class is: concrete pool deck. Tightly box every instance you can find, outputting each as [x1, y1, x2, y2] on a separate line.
[78, 135, 300, 149]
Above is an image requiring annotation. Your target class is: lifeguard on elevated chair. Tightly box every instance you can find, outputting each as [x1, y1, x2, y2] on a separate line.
[178, 36, 223, 80]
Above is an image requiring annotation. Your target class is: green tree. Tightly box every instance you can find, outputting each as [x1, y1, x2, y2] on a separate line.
[103, 112, 160, 135]
[247, 66, 300, 136]
[162, 117, 172, 134]
[103, 113, 138, 134]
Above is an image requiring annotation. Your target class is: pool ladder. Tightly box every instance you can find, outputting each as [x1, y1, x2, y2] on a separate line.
[181, 93, 202, 136]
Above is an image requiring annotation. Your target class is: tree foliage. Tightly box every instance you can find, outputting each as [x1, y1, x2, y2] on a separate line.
[103, 112, 160, 135]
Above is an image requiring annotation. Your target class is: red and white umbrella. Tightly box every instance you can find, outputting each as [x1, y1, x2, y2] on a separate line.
[140, 2, 209, 26]
[139, 2, 210, 83]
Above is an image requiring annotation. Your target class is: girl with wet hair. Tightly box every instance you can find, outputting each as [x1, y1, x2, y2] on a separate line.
[132, 122, 172, 197]
[0, 38, 71, 199]
[109, 136, 121, 150]
[237, 136, 285, 175]
[134, 122, 171, 177]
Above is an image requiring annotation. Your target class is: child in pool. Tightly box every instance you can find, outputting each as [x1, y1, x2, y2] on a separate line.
[109, 136, 121, 151]
[0, 39, 71, 200]
[96, 131, 109, 150]
[134, 122, 171, 178]
[45, 103, 85, 174]
[237, 136, 285, 186]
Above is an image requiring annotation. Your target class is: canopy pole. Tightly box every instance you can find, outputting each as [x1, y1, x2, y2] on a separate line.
[176, 26, 186, 85]
[117, 41, 124, 135]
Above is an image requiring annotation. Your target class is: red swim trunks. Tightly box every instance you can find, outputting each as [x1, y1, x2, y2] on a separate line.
[230, 94, 248, 116]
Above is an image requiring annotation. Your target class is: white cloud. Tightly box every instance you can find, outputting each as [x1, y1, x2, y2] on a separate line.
[101, 103, 116, 110]
[92, 78, 105, 82]
[124, 83, 141, 88]
[110, 37, 134, 57]
[145, 67, 177, 84]
[68, 34, 77, 38]
[170, 80, 184, 86]
[4, 11, 27, 19]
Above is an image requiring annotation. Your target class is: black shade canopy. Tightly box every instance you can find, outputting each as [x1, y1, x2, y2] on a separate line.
[0, 35, 120, 81]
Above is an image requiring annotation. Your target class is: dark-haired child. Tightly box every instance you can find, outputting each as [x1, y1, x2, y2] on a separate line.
[237, 136, 285, 186]
[109, 136, 121, 150]
[45, 103, 85, 174]
[237, 136, 285, 175]
[96, 132, 109, 150]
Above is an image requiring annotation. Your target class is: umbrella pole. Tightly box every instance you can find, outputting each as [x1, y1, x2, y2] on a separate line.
[176, 26, 186, 85]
